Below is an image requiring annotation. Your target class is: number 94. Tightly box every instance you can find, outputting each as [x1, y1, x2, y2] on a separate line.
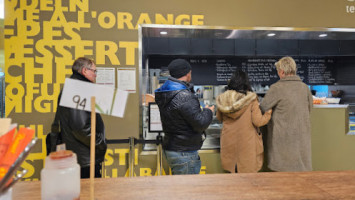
[73, 95, 87, 110]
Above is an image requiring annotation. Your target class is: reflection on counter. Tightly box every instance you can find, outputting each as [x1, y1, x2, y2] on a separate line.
[313, 104, 348, 108]
[194, 85, 225, 149]
[349, 115, 355, 135]
[202, 117, 222, 149]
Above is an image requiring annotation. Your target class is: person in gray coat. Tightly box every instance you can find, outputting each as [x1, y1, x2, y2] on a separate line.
[260, 56, 313, 172]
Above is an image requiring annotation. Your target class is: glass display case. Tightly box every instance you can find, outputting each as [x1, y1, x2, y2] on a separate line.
[139, 24, 355, 151]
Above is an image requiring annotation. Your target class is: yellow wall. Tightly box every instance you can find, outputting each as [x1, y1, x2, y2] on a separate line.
[0, 19, 4, 72]
[4, 0, 355, 180]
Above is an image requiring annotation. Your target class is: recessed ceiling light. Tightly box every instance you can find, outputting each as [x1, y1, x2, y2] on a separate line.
[319, 34, 327, 38]
[160, 31, 167, 35]
[267, 33, 276, 37]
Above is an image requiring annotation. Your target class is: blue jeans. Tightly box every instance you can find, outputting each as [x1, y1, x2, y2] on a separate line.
[164, 150, 201, 175]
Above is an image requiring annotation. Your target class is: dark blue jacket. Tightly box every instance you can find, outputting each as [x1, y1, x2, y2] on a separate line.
[155, 77, 213, 151]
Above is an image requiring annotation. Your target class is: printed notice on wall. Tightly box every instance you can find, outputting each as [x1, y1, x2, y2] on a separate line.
[60, 78, 129, 118]
[96, 67, 115, 87]
[117, 68, 136, 93]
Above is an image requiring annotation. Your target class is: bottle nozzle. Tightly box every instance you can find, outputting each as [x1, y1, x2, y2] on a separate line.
[56, 143, 66, 151]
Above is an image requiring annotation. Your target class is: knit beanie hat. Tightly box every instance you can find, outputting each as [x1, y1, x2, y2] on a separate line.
[168, 59, 192, 79]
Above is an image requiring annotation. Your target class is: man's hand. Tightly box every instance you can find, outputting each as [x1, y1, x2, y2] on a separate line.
[205, 105, 215, 112]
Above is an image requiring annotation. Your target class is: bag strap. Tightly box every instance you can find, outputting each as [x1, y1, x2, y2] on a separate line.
[51, 92, 62, 133]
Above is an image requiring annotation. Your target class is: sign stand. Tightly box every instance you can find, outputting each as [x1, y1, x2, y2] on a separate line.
[58, 78, 128, 197]
[128, 137, 135, 177]
[90, 96, 96, 200]
[147, 103, 164, 175]
[156, 132, 163, 176]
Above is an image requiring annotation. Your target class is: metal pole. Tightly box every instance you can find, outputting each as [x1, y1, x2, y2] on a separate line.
[90, 97, 96, 200]
[128, 137, 135, 177]
[156, 133, 163, 176]
[156, 143, 162, 176]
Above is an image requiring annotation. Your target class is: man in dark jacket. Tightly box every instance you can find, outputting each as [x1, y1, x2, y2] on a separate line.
[155, 59, 214, 175]
[55, 57, 107, 178]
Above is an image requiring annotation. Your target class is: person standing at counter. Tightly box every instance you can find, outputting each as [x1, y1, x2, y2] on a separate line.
[216, 69, 272, 173]
[155, 59, 214, 175]
[55, 57, 107, 178]
[260, 56, 313, 172]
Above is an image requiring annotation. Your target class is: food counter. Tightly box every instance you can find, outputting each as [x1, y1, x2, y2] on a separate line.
[310, 104, 355, 171]
[135, 104, 355, 175]
[12, 171, 355, 199]
[200, 104, 355, 173]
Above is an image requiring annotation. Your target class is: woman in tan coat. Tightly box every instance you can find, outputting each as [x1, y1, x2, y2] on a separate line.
[216, 70, 272, 173]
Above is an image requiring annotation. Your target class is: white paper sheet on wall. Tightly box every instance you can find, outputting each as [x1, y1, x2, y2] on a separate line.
[117, 68, 136, 93]
[96, 67, 115, 87]
[59, 78, 128, 118]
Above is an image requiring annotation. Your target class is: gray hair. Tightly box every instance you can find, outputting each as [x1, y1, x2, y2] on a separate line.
[72, 57, 95, 74]
[275, 56, 297, 75]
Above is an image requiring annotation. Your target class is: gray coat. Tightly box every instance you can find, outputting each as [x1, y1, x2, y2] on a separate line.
[260, 75, 313, 172]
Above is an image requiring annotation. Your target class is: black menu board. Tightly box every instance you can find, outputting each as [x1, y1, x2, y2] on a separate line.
[149, 56, 336, 85]
[189, 58, 238, 85]
[297, 58, 335, 84]
[240, 58, 279, 85]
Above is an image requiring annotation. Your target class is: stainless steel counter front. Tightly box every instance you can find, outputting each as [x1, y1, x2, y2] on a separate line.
[313, 104, 349, 108]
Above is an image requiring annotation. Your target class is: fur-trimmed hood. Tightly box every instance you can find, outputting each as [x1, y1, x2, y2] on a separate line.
[216, 90, 257, 117]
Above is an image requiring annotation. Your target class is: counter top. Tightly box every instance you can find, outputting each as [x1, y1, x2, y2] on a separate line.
[13, 170, 355, 200]
[313, 104, 349, 108]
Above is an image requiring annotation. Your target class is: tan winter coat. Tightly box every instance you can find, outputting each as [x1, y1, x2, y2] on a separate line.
[216, 91, 271, 173]
[260, 75, 313, 172]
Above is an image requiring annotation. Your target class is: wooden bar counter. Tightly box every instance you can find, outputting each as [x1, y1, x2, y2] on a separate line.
[13, 170, 355, 199]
